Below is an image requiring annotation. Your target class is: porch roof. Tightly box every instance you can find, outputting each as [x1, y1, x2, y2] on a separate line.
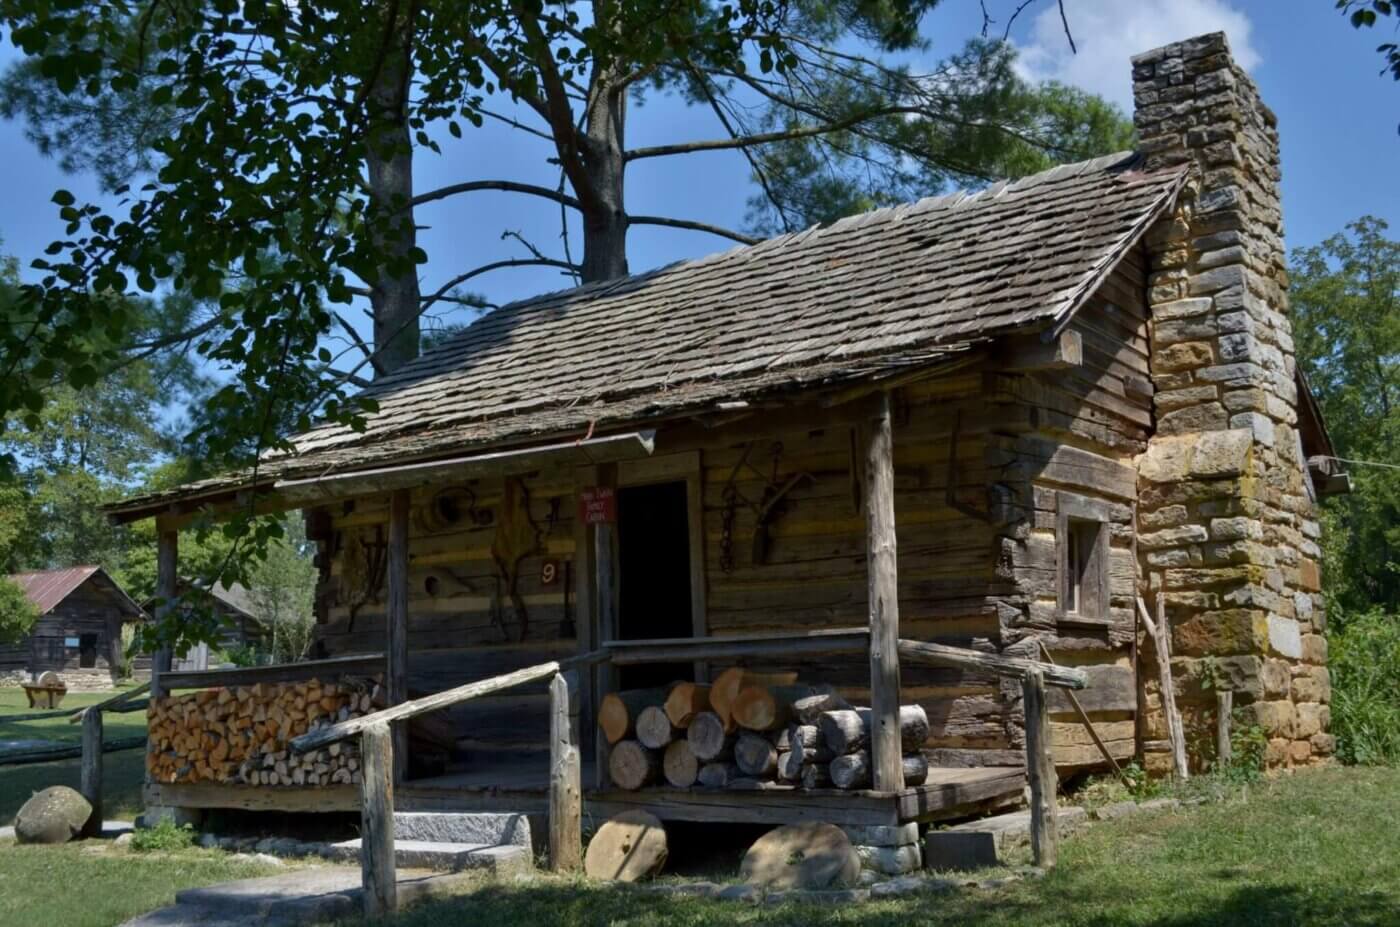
[109, 151, 1190, 522]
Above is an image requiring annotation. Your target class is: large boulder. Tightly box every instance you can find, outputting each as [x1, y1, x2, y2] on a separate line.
[14, 786, 92, 844]
[739, 822, 860, 890]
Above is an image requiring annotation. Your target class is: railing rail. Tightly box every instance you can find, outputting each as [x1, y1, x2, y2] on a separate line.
[285, 655, 593, 917]
[161, 653, 385, 691]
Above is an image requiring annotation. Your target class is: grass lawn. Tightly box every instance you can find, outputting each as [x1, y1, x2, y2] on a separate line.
[0, 840, 292, 927]
[1, 688, 149, 823]
[344, 766, 1400, 927]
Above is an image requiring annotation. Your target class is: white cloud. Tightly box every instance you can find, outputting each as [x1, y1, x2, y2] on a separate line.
[1013, 0, 1261, 113]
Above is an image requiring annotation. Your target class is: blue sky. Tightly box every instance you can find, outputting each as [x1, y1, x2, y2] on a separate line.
[0, 0, 1396, 346]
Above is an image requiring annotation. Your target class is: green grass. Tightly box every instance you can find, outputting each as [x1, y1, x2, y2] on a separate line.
[344, 767, 1400, 927]
[1, 688, 149, 823]
[0, 839, 290, 927]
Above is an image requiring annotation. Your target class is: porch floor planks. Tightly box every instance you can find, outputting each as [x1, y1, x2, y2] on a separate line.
[144, 760, 1026, 828]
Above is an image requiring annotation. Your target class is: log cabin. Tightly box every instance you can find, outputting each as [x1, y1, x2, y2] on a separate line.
[107, 34, 1346, 839]
[1, 565, 146, 690]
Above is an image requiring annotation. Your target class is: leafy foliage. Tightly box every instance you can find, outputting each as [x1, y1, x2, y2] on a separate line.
[1328, 608, 1400, 765]
[1291, 217, 1400, 612]
[743, 40, 1135, 234]
[1339, 1, 1400, 83]
[129, 818, 195, 852]
[0, 575, 39, 645]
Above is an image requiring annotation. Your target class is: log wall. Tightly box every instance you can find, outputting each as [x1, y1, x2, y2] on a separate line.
[308, 258, 1150, 774]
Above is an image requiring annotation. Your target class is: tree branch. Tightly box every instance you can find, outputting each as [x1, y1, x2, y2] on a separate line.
[624, 106, 929, 161]
[629, 215, 760, 245]
[411, 180, 582, 210]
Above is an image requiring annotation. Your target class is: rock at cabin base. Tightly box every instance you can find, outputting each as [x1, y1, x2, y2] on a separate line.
[583, 810, 668, 882]
[14, 786, 92, 844]
[739, 822, 861, 890]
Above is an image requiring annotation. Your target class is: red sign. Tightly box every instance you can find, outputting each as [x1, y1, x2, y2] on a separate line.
[579, 487, 617, 525]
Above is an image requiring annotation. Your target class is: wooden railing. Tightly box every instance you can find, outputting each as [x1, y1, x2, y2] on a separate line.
[290, 632, 1085, 914]
[289, 655, 601, 916]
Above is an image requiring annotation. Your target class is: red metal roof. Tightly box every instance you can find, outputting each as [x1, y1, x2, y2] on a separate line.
[8, 565, 104, 614]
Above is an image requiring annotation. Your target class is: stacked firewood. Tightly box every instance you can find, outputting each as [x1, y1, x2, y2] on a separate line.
[146, 678, 377, 787]
[599, 668, 930, 791]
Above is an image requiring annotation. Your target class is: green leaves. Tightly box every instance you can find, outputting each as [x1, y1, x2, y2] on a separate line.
[1292, 217, 1400, 613]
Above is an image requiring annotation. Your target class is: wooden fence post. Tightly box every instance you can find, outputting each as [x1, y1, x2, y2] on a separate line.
[1216, 690, 1233, 767]
[549, 670, 582, 871]
[80, 709, 103, 838]
[1023, 668, 1058, 869]
[360, 722, 397, 916]
[864, 392, 904, 792]
[387, 489, 411, 783]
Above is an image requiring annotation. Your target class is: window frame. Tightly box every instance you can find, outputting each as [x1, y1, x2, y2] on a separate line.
[1055, 492, 1112, 625]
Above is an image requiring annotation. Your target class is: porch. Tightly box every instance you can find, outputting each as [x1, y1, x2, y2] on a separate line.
[143, 754, 1028, 829]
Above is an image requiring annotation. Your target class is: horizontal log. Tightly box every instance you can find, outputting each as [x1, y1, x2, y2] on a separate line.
[0, 735, 147, 766]
[68, 681, 151, 723]
[273, 431, 656, 506]
[163, 654, 385, 690]
[608, 629, 870, 665]
[291, 660, 560, 753]
[896, 639, 1086, 689]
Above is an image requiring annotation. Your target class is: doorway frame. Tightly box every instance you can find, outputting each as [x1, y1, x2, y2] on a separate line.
[616, 451, 708, 673]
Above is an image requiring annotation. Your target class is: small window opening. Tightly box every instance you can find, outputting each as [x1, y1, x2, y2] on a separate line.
[1062, 518, 1105, 619]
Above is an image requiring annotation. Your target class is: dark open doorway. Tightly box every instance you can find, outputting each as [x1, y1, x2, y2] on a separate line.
[79, 633, 99, 668]
[617, 481, 693, 688]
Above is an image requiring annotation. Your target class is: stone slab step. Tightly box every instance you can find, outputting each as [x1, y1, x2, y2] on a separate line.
[331, 839, 532, 875]
[392, 811, 531, 848]
[125, 867, 468, 927]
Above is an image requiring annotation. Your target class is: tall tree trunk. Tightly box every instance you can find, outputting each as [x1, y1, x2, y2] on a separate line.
[365, 7, 421, 377]
[579, 72, 628, 283]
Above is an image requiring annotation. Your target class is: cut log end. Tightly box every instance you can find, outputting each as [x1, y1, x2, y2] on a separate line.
[608, 740, 660, 791]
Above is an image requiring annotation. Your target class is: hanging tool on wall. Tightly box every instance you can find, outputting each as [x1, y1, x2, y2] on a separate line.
[718, 441, 814, 570]
[491, 476, 544, 641]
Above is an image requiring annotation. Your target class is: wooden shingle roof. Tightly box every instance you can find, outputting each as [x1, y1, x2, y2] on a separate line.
[110, 151, 1188, 518]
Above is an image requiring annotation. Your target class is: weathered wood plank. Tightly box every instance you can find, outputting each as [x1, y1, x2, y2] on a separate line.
[69, 681, 150, 723]
[152, 526, 177, 699]
[1138, 597, 1188, 780]
[162, 654, 385, 690]
[291, 660, 562, 753]
[897, 639, 1087, 689]
[359, 723, 396, 916]
[1023, 669, 1058, 869]
[80, 708, 103, 838]
[865, 393, 904, 792]
[387, 488, 411, 783]
[549, 671, 582, 871]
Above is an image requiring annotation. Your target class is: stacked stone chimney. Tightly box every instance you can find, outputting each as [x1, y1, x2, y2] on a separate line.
[1132, 33, 1331, 771]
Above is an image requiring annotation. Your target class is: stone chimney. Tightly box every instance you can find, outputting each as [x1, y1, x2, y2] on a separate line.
[1132, 33, 1330, 771]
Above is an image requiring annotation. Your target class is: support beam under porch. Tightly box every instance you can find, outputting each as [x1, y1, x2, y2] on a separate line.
[141, 763, 1026, 829]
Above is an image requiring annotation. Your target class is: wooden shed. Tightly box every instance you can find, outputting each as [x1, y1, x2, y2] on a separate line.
[107, 34, 1345, 850]
[160, 580, 271, 671]
[1, 566, 146, 690]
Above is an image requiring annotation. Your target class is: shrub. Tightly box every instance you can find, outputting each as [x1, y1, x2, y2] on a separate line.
[1329, 609, 1400, 766]
[131, 819, 195, 852]
[0, 576, 39, 644]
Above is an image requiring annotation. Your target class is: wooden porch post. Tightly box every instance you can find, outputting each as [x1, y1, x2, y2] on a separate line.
[864, 392, 904, 792]
[1023, 668, 1059, 868]
[549, 670, 582, 870]
[387, 489, 411, 783]
[359, 722, 397, 915]
[593, 464, 619, 790]
[151, 524, 177, 699]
